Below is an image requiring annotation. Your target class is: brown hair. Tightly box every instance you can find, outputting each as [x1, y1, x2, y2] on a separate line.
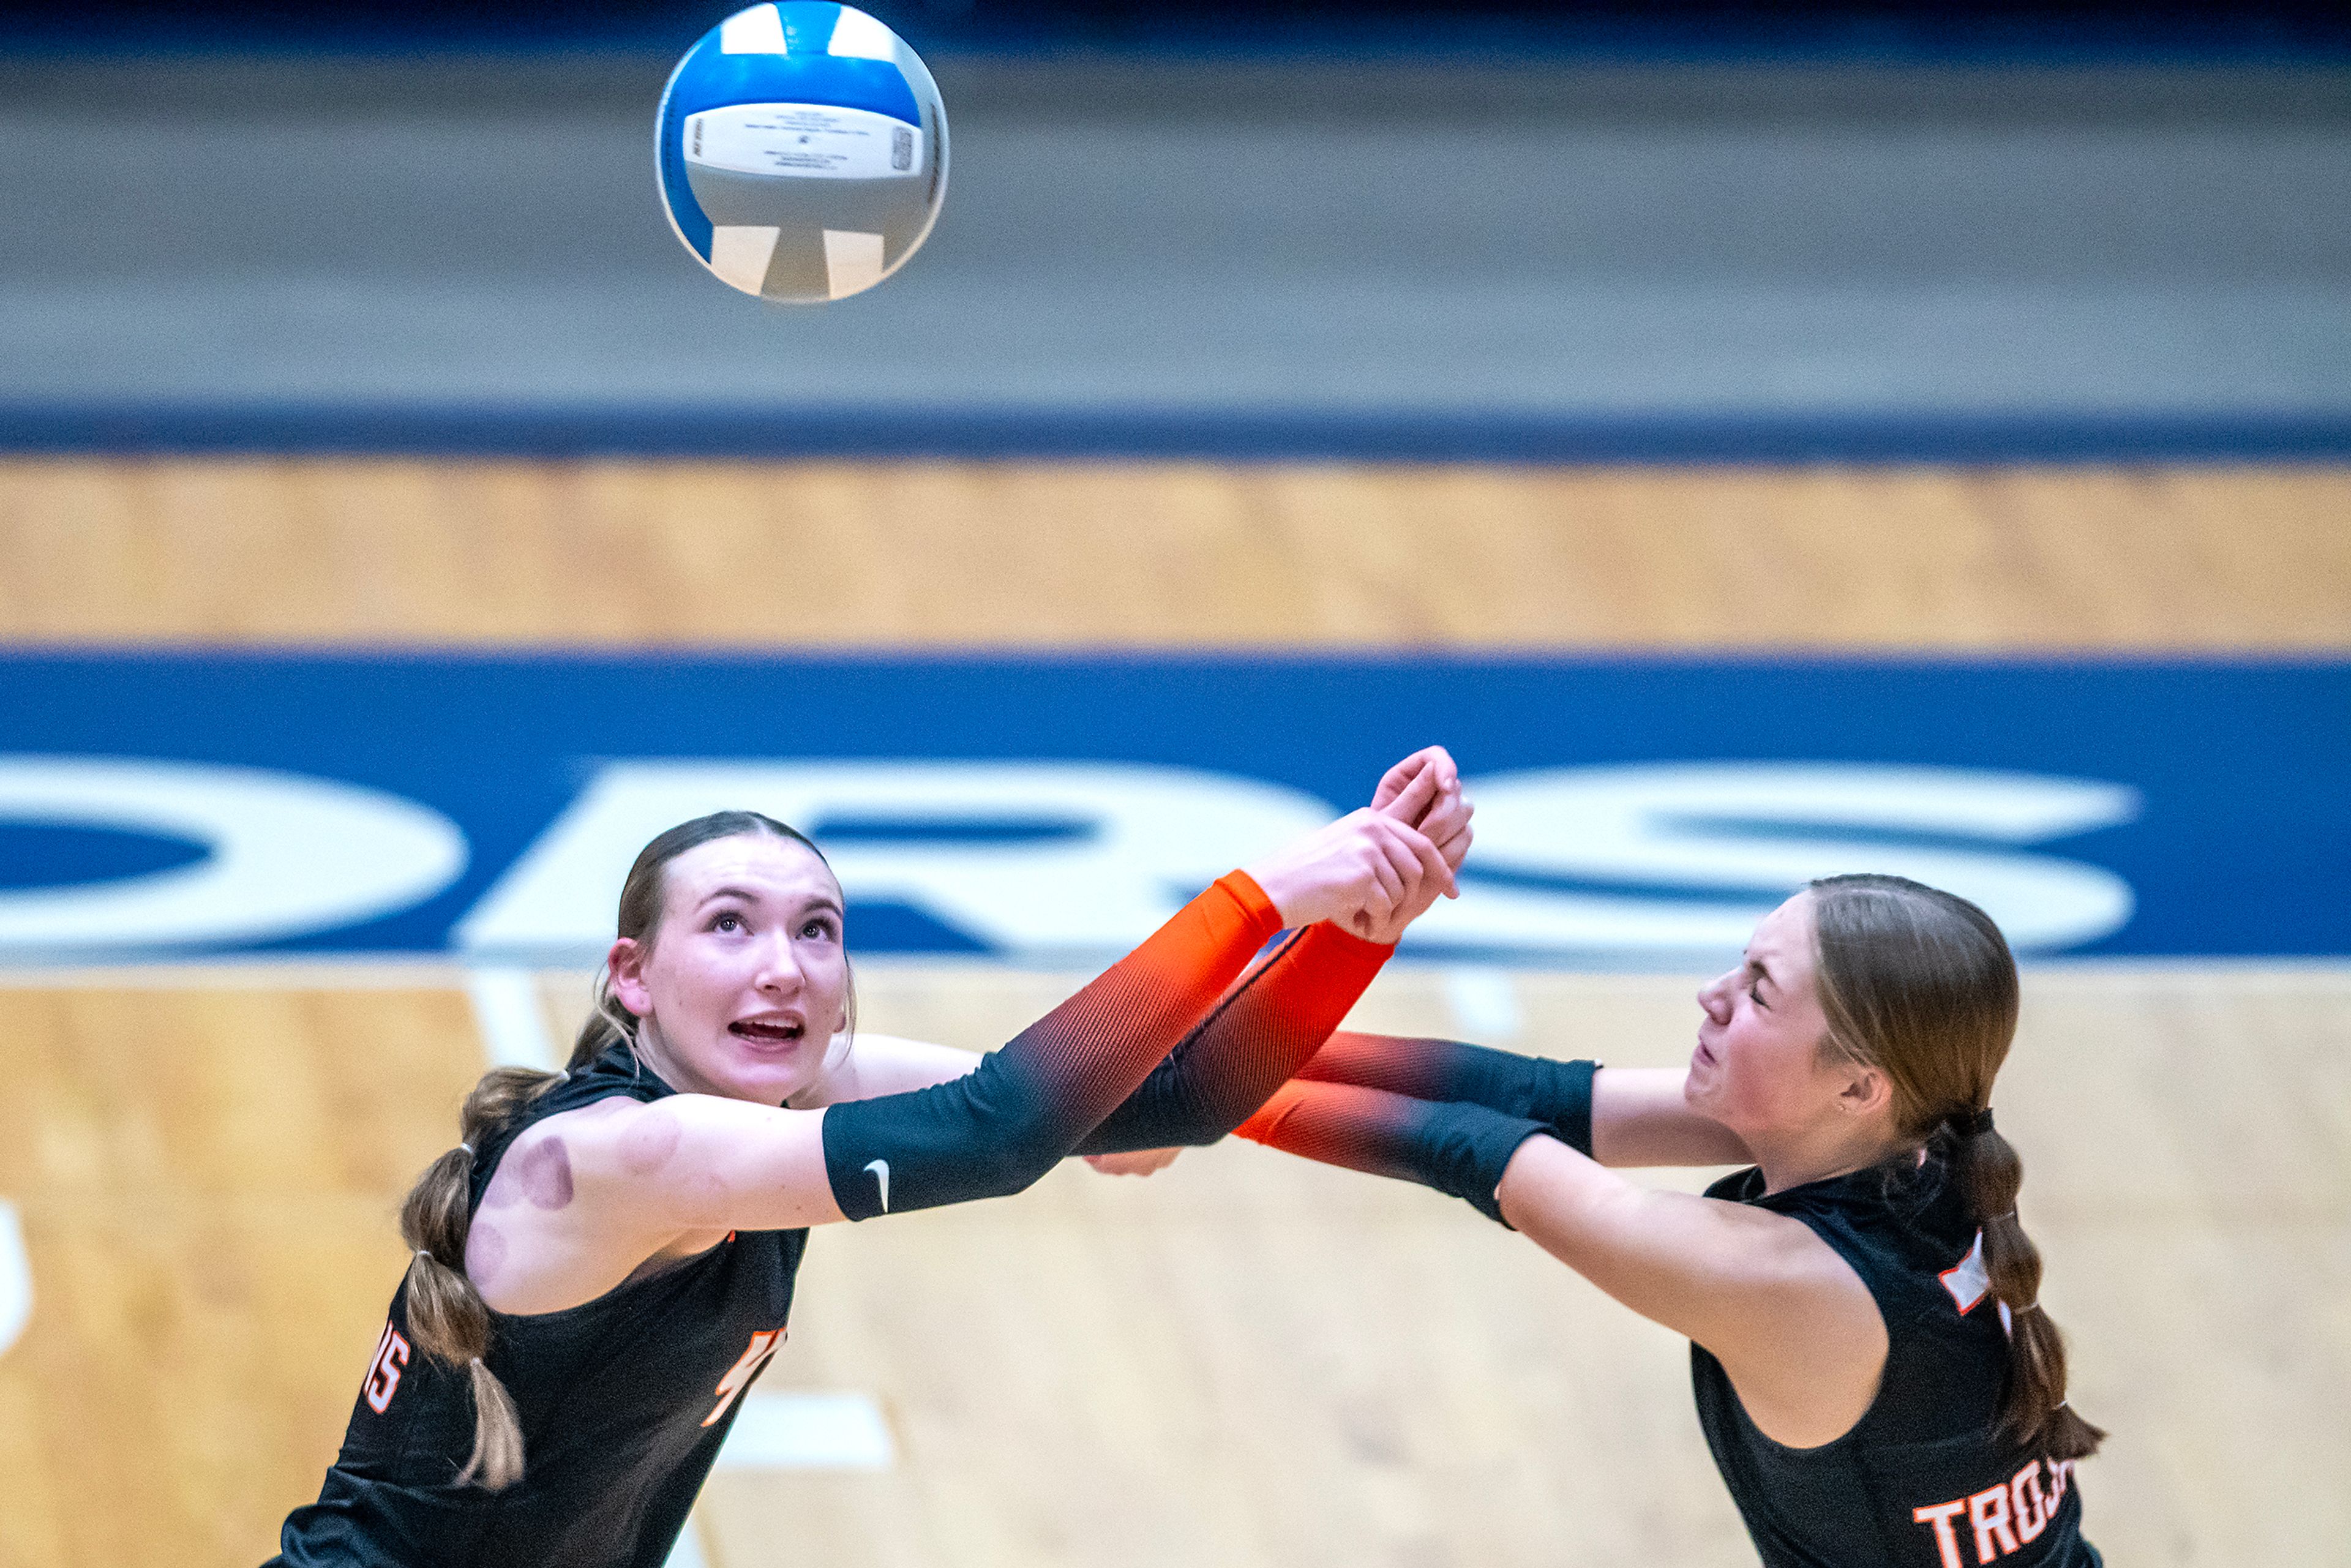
[398, 810, 838, 1488]
[1805, 872, 2104, 1463]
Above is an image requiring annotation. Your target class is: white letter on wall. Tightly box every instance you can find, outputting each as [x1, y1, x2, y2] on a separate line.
[0, 756, 469, 957]
[457, 761, 1330, 964]
[1412, 763, 2137, 959]
[0, 1201, 28, 1357]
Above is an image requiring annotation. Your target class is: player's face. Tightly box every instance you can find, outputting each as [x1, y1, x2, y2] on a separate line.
[1685, 891, 1846, 1136]
[618, 834, 852, 1106]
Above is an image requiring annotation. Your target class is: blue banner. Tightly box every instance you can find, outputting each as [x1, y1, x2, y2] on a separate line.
[1, 652, 2341, 962]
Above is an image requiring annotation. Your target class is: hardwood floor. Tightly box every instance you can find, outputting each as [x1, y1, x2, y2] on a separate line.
[1, 962, 2340, 1567]
[2, 460, 2344, 648]
[0, 456, 2341, 1566]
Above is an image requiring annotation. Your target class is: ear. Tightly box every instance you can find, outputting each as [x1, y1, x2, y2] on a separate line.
[1832, 1060, 1893, 1122]
[607, 937, 652, 1019]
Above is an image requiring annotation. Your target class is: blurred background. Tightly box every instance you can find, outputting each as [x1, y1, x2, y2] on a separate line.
[1, 3, 2346, 1566]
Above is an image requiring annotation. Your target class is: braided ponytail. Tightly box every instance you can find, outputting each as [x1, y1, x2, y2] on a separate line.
[1808, 874, 2104, 1463]
[396, 1068, 564, 1488]
[1949, 1111, 2106, 1459]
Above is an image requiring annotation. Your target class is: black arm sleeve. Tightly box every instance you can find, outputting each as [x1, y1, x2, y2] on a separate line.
[1237, 1081, 1551, 1226]
[1295, 1033, 1598, 1157]
[820, 872, 1283, 1220]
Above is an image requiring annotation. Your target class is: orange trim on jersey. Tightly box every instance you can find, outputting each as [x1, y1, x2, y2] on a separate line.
[364, 1322, 411, 1415]
[703, 1327, 787, 1427]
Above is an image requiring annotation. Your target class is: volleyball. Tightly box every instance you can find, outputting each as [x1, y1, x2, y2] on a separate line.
[656, 2, 948, 304]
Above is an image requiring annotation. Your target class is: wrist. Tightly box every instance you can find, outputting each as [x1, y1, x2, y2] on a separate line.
[1233, 859, 1307, 928]
[1215, 869, 1284, 940]
[1400, 1101, 1551, 1228]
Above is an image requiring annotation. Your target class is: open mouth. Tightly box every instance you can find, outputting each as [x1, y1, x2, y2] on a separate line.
[729, 1018, 806, 1045]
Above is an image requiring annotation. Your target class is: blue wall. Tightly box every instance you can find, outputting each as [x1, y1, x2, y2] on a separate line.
[1, 652, 2341, 961]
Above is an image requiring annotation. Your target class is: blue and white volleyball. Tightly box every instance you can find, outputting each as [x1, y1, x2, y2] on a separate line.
[656, 3, 947, 303]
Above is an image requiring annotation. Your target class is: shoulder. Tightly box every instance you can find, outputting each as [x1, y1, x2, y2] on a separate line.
[1719, 1168, 1922, 1298]
[1688, 1176, 1876, 1300]
[1696, 1196, 1891, 1447]
[1687, 1171, 1908, 1365]
[483, 1096, 684, 1215]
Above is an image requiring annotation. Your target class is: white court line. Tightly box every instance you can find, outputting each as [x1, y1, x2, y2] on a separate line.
[663, 1518, 710, 1568]
[1444, 966, 1524, 1043]
[0, 1200, 31, 1357]
[716, 1390, 896, 1471]
[463, 967, 557, 1070]
[663, 1392, 897, 1565]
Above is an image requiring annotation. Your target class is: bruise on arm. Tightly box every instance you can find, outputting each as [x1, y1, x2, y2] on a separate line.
[617, 1101, 684, 1174]
[465, 1219, 509, 1286]
[516, 1133, 576, 1210]
[478, 1124, 577, 1214]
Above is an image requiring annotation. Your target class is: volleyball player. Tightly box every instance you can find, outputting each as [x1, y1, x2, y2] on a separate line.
[1195, 874, 2102, 1568]
[268, 749, 1471, 1567]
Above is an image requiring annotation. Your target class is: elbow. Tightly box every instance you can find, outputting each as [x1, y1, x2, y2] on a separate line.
[964, 1112, 1068, 1201]
[958, 1056, 1082, 1198]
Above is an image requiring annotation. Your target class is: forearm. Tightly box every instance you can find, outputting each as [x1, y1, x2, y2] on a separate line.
[819, 872, 1283, 1218]
[1235, 1080, 1550, 1224]
[1293, 1032, 1598, 1157]
[1076, 921, 1393, 1155]
[1297, 1042, 1745, 1169]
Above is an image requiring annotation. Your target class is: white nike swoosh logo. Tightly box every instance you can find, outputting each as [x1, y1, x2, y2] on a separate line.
[864, 1158, 891, 1213]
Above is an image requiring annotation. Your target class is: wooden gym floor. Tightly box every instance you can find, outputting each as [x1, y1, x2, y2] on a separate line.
[1, 459, 2346, 1568]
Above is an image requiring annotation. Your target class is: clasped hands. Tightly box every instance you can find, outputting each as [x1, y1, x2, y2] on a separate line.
[1239, 745, 1473, 945]
[1088, 746, 1470, 1180]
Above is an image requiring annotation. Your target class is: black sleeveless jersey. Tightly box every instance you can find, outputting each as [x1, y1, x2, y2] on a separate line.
[268, 1044, 808, 1568]
[1691, 1154, 2100, 1568]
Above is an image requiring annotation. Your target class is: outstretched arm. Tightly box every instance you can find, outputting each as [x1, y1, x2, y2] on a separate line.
[476, 871, 1292, 1313]
[1069, 745, 1745, 1174]
[1292, 1032, 1599, 1156]
[755, 750, 1477, 1171]
[1076, 748, 1475, 1157]
[1286, 1040, 1752, 1169]
[1234, 1079, 1549, 1222]
[815, 869, 1286, 1218]
[533, 808, 1441, 1245]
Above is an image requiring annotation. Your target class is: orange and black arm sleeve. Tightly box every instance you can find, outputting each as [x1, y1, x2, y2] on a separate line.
[1236, 1081, 1551, 1226]
[821, 872, 1283, 1220]
[1075, 921, 1394, 1155]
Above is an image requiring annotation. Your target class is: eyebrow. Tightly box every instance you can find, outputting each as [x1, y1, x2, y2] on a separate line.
[1747, 956, 1777, 994]
[697, 887, 844, 918]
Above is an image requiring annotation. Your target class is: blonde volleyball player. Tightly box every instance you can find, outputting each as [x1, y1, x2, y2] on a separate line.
[1116, 872, 2104, 1568]
[269, 750, 1471, 1568]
